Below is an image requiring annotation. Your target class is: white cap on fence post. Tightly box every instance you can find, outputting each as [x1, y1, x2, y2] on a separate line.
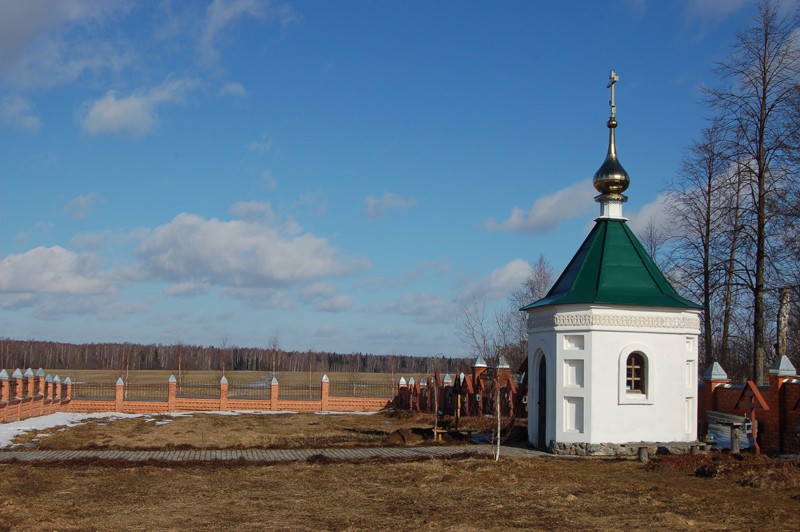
[24, 368, 34, 378]
[35, 368, 45, 377]
[271, 376, 279, 386]
[169, 374, 177, 383]
[54, 375, 61, 384]
[220, 375, 228, 384]
[322, 374, 329, 382]
[398, 376, 407, 387]
[116, 377, 124, 386]
[12, 369, 22, 379]
[0, 369, 7, 380]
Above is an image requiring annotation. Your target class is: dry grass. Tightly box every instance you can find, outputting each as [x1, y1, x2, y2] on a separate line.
[1, 455, 798, 530]
[3, 413, 798, 530]
[9, 412, 474, 450]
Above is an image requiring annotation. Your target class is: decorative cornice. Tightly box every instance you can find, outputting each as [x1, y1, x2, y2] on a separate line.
[528, 312, 699, 331]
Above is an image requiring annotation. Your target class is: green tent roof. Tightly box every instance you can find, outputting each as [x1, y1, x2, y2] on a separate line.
[521, 219, 700, 311]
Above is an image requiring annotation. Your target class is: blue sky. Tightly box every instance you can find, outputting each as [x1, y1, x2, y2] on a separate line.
[0, 0, 758, 356]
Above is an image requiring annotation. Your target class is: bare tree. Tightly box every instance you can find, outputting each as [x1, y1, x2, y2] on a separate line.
[705, 0, 800, 383]
[667, 119, 735, 367]
[638, 217, 669, 270]
[458, 299, 496, 359]
[268, 335, 280, 379]
[459, 255, 554, 372]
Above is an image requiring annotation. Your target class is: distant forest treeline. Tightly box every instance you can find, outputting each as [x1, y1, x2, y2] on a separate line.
[0, 338, 474, 376]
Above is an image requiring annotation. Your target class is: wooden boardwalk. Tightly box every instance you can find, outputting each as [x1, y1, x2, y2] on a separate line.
[0, 444, 546, 463]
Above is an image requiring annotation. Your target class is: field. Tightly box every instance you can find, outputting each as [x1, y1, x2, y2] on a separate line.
[1, 412, 799, 530]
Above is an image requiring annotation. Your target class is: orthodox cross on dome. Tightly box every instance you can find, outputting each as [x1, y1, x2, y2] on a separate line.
[593, 69, 630, 219]
[607, 70, 619, 119]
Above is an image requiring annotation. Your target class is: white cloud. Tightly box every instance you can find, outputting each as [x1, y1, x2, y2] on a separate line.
[64, 192, 104, 220]
[230, 200, 276, 221]
[220, 81, 246, 97]
[384, 293, 457, 324]
[363, 192, 417, 220]
[248, 133, 274, 153]
[315, 295, 355, 312]
[135, 212, 368, 289]
[0, 246, 115, 295]
[201, 0, 297, 64]
[1, 95, 41, 131]
[79, 78, 199, 138]
[163, 281, 211, 297]
[626, 192, 673, 235]
[310, 323, 341, 338]
[0, 1, 132, 89]
[261, 170, 278, 190]
[458, 259, 531, 303]
[485, 179, 595, 234]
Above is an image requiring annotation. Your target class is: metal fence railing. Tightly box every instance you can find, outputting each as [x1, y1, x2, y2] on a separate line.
[329, 380, 396, 398]
[227, 381, 271, 400]
[278, 383, 321, 401]
[123, 383, 168, 402]
[176, 381, 219, 399]
[71, 382, 117, 400]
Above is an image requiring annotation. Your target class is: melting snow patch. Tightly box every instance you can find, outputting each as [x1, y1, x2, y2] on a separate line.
[0, 412, 144, 449]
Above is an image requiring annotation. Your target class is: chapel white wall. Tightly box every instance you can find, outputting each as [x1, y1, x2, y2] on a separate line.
[527, 305, 699, 448]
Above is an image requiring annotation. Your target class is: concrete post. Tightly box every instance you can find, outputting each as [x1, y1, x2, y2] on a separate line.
[115, 377, 124, 412]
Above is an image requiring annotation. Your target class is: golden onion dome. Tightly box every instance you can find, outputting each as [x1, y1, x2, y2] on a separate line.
[593, 116, 630, 196]
[593, 70, 629, 200]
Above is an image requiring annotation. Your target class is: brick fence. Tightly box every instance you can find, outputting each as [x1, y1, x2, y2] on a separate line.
[1, 370, 396, 421]
[0, 368, 72, 423]
[698, 355, 800, 454]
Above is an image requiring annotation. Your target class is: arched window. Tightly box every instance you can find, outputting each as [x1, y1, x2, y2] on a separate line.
[626, 352, 646, 394]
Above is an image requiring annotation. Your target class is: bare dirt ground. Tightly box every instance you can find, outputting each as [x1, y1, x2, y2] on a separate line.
[1, 413, 798, 530]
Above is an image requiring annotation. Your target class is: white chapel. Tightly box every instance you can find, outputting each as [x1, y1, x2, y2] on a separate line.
[522, 72, 701, 453]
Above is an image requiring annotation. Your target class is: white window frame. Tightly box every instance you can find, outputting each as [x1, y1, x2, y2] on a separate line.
[618, 344, 654, 405]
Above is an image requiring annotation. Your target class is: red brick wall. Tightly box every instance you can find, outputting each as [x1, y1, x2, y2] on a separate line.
[699, 376, 800, 453]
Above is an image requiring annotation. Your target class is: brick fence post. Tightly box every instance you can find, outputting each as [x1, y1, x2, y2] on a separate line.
[168, 374, 177, 412]
[54, 375, 62, 401]
[0, 369, 8, 403]
[12, 369, 23, 400]
[64, 377, 72, 400]
[320, 374, 330, 411]
[698, 362, 730, 437]
[220, 376, 228, 411]
[270, 377, 279, 411]
[44, 374, 53, 402]
[115, 377, 125, 412]
[35, 368, 45, 396]
[25, 368, 35, 399]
